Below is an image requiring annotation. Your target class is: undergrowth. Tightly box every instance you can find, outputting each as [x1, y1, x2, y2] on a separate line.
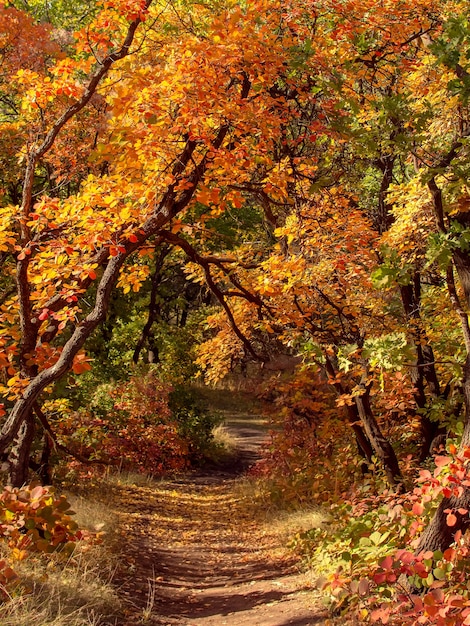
[283, 447, 470, 626]
[247, 370, 470, 625]
[0, 483, 120, 626]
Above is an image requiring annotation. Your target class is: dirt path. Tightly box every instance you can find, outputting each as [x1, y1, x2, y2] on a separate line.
[110, 410, 327, 626]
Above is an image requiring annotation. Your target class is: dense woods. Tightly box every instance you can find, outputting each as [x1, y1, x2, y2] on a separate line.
[2, 0, 470, 622]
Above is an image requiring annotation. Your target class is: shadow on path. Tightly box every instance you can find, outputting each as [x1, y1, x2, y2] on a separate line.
[112, 404, 326, 626]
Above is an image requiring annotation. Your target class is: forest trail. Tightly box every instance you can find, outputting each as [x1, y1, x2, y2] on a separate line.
[110, 403, 327, 626]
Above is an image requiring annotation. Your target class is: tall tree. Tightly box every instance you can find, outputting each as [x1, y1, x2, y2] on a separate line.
[0, 0, 331, 484]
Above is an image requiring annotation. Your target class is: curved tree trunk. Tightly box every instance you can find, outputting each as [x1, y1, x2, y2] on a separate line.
[1, 84, 243, 485]
[355, 385, 403, 488]
[417, 178, 470, 553]
[323, 356, 400, 486]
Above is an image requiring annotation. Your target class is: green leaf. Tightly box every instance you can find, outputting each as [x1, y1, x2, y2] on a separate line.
[369, 531, 383, 545]
[433, 567, 447, 580]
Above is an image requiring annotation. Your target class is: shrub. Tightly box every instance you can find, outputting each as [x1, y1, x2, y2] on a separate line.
[0, 485, 89, 557]
[52, 370, 222, 480]
[254, 371, 361, 505]
[298, 445, 470, 625]
[169, 385, 223, 462]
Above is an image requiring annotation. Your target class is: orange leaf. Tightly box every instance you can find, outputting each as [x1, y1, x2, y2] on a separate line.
[446, 512, 457, 527]
[412, 502, 424, 515]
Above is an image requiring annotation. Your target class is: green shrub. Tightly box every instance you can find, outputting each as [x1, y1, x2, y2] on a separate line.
[169, 385, 223, 461]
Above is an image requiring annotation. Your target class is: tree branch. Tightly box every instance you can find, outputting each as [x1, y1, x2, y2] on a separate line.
[158, 230, 263, 361]
[33, 403, 107, 466]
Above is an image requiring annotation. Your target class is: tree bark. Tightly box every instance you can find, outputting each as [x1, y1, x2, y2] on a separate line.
[133, 246, 169, 364]
[8, 413, 35, 487]
[399, 279, 443, 459]
[374, 156, 443, 460]
[416, 354, 470, 554]
[417, 178, 470, 553]
[354, 384, 403, 487]
[322, 356, 402, 482]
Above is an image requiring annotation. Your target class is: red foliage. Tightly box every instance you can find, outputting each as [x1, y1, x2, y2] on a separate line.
[55, 372, 190, 477]
[323, 446, 470, 625]
[252, 371, 360, 503]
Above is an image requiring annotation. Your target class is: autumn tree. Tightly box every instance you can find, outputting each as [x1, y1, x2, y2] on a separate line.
[194, 0, 470, 512]
[323, 0, 470, 553]
[0, 0, 343, 486]
[2, 0, 470, 569]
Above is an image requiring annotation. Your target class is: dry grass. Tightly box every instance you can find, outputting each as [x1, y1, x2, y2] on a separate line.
[234, 476, 329, 543]
[101, 469, 160, 489]
[67, 493, 116, 534]
[267, 507, 330, 539]
[0, 487, 123, 626]
[0, 551, 119, 626]
[0, 549, 120, 626]
[191, 383, 262, 415]
[211, 423, 239, 454]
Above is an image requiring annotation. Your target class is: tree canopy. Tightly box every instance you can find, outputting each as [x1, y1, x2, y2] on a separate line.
[3, 0, 470, 620]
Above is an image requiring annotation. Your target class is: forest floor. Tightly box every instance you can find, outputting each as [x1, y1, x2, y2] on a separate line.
[108, 396, 329, 626]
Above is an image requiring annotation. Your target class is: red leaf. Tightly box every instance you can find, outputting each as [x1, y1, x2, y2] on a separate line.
[370, 607, 390, 624]
[443, 547, 456, 561]
[380, 555, 393, 570]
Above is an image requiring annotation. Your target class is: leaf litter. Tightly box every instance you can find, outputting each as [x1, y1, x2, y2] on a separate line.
[108, 414, 327, 625]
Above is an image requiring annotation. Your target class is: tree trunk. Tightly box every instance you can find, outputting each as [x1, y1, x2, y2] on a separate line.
[353, 419, 374, 464]
[133, 246, 169, 364]
[1, 117, 236, 483]
[8, 413, 35, 487]
[38, 432, 53, 485]
[375, 160, 444, 460]
[376, 154, 395, 235]
[416, 146, 470, 553]
[399, 279, 443, 460]
[355, 386, 403, 488]
[323, 356, 397, 481]
[416, 353, 470, 554]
